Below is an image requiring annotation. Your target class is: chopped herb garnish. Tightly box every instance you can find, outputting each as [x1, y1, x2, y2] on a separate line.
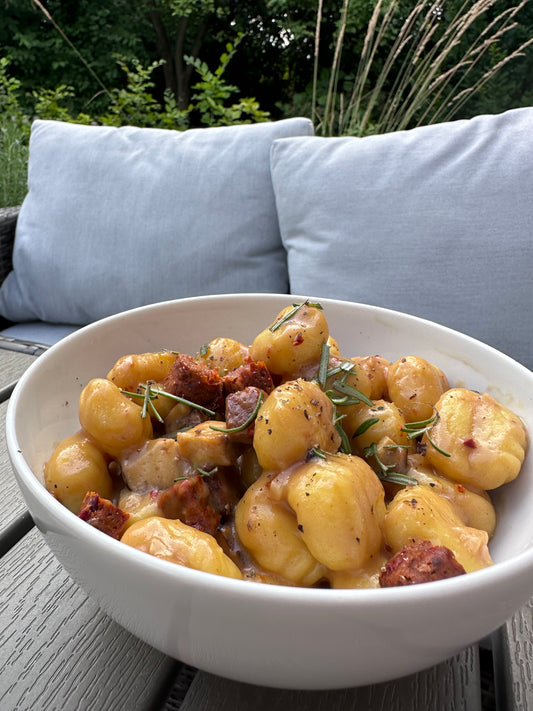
[121, 384, 164, 423]
[199, 343, 209, 356]
[401, 410, 451, 457]
[352, 417, 380, 437]
[336, 421, 352, 454]
[174, 466, 218, 482]
[317, 342, 330, 389]
[325, 360, 355, 379]
[332, 374, 374, 408]
[140, 384, 216, 417]
[210, 392, 264, 433]
[268, 299, 323, 332]
[363, 442, 418, 486]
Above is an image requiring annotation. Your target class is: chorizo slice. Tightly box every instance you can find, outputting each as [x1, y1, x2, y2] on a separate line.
[379, 540, 466, 587]
[78, 491, 130, 539]
[223, 359, 274, 395]
[163, 353, 224, 412]
[158, 476, 221, 536]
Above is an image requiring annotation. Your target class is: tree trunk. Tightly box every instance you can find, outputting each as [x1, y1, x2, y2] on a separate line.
[149, 10, 177, 97]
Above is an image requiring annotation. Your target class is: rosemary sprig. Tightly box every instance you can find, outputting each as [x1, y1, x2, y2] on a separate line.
[121, 384, 164, 423]
[401, 410, 451, 457]
[352, 417, 380, 437]
[317, 342, 330, 389]
[210, 392, 264, 433]
[142, 380, 164, 423]
[123, 383, 217, 422]
[174, 466, 218, 482]
[269, 299, 323, 332]
[140, 384, 217, 417]
[364, 442, 418, 486]
[325, 360, 354, 379]
[331, 373, 374, 408]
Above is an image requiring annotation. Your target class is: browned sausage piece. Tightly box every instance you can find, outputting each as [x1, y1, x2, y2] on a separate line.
[158, 476, 221, 536]
[379, 540, 466, 587]
[223, 359, 274, 395]
[78, 491, 130, 539]
[163, 353, 224, 412]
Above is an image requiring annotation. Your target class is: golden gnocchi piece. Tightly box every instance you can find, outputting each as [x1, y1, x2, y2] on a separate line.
[250, 303, 329, 379]
[274, 453, 386, 572]
[235, 473, 326, 586]
[253, 379, 341, 471]
[79, 378, 153, 457]
[122, 516, 242, 579]
[323, 356, 372, 417]
[384, 486, 493, 573]
[424, 388, 528, 490]
[406, 455, 496, 536]
[196, 337, 249, 375]
[44, 430, 113, 513]
[387, 355, 449, 423]
[107, 351, 176, 392]
[346, 399, 411, 456]
[350, 355, 391, 400]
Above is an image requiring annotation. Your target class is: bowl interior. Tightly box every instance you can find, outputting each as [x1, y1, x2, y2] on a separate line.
[9, 293, 533, 565]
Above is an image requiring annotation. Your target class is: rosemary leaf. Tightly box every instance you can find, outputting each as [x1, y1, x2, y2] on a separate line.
[268, 299, 323, 332]
[144, 384, 216, 417]
[174, 466, 219, 482]
[336, 421, 351, 454]
[378, 472, 419, 486]
[352, 417, 380, 437]
[332, 379, 374, 407]
[425, 431, 452, 457]
[317, 342, 330, 389]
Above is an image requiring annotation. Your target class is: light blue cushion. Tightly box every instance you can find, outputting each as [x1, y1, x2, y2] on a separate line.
[271, 108, 533, 369]
[0, 322, 78, 346]
[0, 117, 313, 325]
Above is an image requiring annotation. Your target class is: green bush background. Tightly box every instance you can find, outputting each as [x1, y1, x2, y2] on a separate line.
[2, 0, 533, 207]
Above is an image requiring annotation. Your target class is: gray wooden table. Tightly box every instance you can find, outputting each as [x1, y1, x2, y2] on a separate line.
[0, 340, 531, 711]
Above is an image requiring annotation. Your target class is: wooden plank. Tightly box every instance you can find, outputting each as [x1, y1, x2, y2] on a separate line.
[0, 350, 40, 548]
[178, 647, 482, 711]
[0, 400, 34, 543]
[0, 528, 182, 710]
[0, 348, 38, 393]
[492, 600, 533, 710]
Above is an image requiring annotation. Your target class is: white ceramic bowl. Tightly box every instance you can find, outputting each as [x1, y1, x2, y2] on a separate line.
[7, 294, 533, 689]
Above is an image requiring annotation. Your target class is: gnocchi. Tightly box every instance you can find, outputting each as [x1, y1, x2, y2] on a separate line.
[45, 300, 528, 587]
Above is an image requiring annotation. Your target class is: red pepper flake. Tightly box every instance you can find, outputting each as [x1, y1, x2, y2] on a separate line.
[463, 438, 476, 449]
[150, 489, 159, 499]
[293, 332, 304, 346]
[457, 484, 466, 493]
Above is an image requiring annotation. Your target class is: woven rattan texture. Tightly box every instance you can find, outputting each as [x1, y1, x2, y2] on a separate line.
[0, 206, 19, 286]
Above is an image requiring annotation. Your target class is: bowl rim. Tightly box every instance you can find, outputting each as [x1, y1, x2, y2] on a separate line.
[7, 292, 533, 605]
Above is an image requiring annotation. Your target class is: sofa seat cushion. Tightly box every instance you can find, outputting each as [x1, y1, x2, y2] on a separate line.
[0, 117, 313, 326]
[270, 107, 533, 370]
[0, 322, 79, 346]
